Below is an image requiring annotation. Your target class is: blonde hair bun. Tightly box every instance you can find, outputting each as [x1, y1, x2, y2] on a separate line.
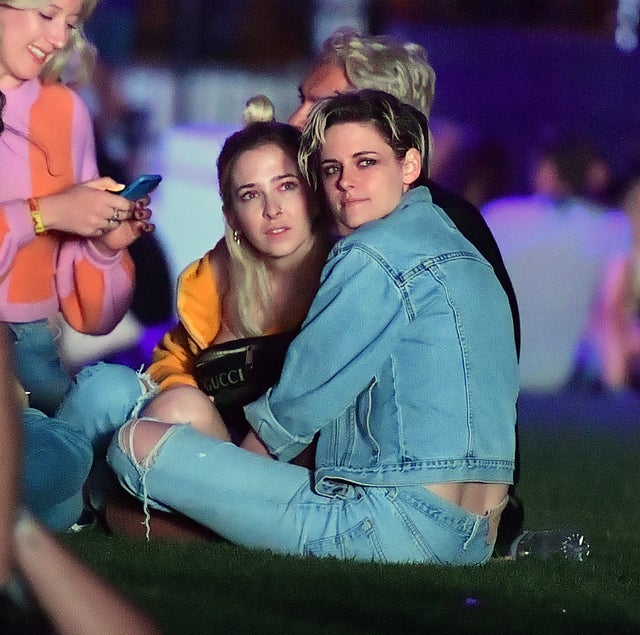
[243, 95, 276, 126]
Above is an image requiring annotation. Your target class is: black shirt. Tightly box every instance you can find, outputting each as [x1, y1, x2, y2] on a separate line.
[428, 179, 521, 359]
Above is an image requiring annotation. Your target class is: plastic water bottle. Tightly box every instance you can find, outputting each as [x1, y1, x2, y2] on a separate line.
[509, 530, 591, 561]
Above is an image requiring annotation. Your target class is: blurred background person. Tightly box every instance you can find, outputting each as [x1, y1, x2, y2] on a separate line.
[483, 134, 631, 393]
[581, 169, 640, 392]
[84, 0, 174, 341]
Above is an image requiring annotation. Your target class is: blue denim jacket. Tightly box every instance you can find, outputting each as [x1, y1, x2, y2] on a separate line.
[245, 186, 519, 496]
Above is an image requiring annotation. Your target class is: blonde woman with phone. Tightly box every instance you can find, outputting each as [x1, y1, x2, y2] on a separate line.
[0, 0, 155, 416]
[0, 1, 152, 531]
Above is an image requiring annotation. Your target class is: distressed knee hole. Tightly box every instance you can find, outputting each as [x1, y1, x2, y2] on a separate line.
[120, 418, 176, 464]
[136, 370, 158, 397]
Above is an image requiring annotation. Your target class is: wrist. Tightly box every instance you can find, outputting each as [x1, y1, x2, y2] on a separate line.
[27, 198, 47, 235]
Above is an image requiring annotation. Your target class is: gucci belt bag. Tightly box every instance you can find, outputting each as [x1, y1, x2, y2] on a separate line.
[193, 330, 298, 413]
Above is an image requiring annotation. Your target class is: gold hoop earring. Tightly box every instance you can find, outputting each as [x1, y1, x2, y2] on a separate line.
[233, 230, 241, 245]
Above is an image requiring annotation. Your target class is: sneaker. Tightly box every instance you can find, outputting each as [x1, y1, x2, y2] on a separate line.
[67, 507, 97, 533]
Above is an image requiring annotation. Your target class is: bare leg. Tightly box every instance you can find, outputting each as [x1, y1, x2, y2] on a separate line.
[14, 512, 161, 635]
[0, 326, 21, 586]
[141, 385, 230, 440]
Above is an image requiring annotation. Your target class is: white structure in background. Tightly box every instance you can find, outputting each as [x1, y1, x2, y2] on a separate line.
[150, 123, 237, 282]
[312, 0, 370, 51]
[616, 0, 640, 51]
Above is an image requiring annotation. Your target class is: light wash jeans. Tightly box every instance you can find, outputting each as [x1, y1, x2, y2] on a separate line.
[9, 320, 70, 416]
[108, 423, 503, 565]
[56, 362, 153, 454]
[21, 362, 151, 531]
[22, 407, 92, 531]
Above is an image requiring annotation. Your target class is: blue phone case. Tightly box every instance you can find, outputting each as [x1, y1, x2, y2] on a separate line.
[121, 174, 162, 200]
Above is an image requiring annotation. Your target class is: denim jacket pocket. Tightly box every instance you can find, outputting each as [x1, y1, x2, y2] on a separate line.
[326, 376, 378, 467]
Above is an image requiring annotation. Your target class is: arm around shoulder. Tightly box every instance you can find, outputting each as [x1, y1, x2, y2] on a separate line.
[245, 246, 407, 460]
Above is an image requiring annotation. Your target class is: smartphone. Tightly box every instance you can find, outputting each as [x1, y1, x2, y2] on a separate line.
[120, 174, 162, 200]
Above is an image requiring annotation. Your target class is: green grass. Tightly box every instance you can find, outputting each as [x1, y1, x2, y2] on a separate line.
[60, 419, 640, 634]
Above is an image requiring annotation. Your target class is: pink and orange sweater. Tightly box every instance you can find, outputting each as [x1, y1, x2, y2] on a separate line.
[0, 79, 134, 334]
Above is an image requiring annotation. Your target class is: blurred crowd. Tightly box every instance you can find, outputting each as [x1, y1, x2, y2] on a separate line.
[81, 0, 640, 396]
[3, 5, 607, 626]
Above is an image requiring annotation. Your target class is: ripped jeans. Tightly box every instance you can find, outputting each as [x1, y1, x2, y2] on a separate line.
[56, 361, 155, 454]
[9, 319, 71, 416]
[24, 362, 155, 529]
[107, 423, 504, 565]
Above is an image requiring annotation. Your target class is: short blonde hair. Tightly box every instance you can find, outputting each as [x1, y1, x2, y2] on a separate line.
[0, 0, 98, 83]
[319, 27, 436, 118]
[299, 89, 430, 193]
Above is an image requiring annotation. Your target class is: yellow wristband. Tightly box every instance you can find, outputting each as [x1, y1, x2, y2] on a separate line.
[28, 198, 47, 235]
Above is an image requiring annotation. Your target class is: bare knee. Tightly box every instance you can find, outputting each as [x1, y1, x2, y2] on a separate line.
[141, 385, 230, 440]
[141, 385, 195, 422]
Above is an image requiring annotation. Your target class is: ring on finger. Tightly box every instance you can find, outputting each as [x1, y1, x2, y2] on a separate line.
[107, 218, 117, 228]
[110, 209, 120, 221]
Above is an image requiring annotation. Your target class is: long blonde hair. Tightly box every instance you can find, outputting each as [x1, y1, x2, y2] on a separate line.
[0, 0, 98, 83]
[300, 89, 429, 193]
[217, 96, 322, 337]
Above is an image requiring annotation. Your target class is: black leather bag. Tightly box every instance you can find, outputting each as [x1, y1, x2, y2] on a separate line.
[193, 330, 298, 413]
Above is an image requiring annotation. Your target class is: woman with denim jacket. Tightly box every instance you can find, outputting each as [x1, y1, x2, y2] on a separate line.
[106, 89, 519, 565]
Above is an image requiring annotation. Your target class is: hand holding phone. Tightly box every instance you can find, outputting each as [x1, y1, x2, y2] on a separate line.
[120, 174, 162, 200]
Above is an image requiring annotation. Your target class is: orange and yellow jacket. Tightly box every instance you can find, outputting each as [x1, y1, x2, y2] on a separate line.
[148, 249, 223, 390]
